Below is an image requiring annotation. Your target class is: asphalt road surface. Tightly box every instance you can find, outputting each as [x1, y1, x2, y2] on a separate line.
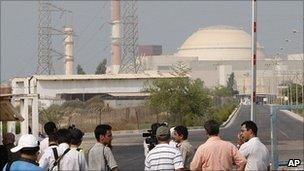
[83, 105, 303, 170]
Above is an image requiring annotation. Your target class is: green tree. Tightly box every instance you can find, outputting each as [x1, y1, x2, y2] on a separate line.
[227, 72, 239, 95]
[95, 59, 107, 74]
[145, 64, 212, 125]
[283, 83, 303, 103]
[213, 86, 231, 97]
[76, 64, 86, 75]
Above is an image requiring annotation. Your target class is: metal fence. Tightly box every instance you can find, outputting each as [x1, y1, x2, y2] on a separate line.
[270, 104, 304, 170]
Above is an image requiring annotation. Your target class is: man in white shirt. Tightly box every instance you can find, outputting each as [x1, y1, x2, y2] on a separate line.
[88, 124, 118, 171]
[39, 122, 57, 156]
[173, 125, 195, 170]
[238, 120, 270, 171]
[57, 128, 84, 171]
[145, 126, 184, 171]
[38, 132, 58, 170]
[68, 126, 88, 171]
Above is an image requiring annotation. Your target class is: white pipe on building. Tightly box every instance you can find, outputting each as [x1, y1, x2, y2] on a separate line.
[111, 0, 121, 74]
[64, 27, 74, 75]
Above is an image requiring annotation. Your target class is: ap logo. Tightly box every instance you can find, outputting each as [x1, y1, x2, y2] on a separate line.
[287, 159, 301, 167]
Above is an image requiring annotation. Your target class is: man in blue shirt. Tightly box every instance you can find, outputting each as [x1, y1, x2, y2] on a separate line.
[3, 134, 43, 171]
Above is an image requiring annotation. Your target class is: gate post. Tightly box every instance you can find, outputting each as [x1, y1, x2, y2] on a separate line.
[270, 106, 278, 170]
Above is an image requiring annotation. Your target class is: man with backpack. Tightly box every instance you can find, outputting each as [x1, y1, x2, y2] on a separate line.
[39, 131, 59, 170]
[39, 128, 77, 171]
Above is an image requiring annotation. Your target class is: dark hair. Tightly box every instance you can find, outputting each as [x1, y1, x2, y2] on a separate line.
[69, 127, 84, 145]
[44, 122, 57, 135]
[174, 125, 188, 140]
[241, 120, 258, 136]
[204, 120, 220, 135]
[57, 128, 72, 144]
[48, 132, 58, 143]
[20, 146, 40, 155]
[94, 124, 112, 141]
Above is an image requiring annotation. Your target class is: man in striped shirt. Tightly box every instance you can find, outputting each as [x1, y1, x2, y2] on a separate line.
[144, 126, 184, 171]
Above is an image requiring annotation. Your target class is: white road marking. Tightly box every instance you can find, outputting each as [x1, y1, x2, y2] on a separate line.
[278, 128, 290, 139]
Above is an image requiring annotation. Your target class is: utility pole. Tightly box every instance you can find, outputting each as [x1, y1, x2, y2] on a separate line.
[251, 0, 257, 121]
[302, 55, 304, 104]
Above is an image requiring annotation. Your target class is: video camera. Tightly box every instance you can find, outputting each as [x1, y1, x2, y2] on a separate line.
[142, 122, 168, 151]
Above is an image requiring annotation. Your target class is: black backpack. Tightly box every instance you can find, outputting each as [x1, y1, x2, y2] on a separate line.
[49, 148, 70, 171]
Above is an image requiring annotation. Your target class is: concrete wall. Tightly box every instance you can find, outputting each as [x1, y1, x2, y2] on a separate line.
[104, 99, 145, 109]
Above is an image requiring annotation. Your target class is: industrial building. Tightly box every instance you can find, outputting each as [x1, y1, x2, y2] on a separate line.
[4, 0, 303, 138]
[7, 24, 303, 138]
[141, 25, 303, 96]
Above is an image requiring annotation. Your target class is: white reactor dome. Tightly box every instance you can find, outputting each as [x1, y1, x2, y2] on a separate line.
[176, 25, 267, 60]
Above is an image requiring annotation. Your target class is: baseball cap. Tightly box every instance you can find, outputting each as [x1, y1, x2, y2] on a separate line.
[11, 134, 39, 153]
[156, 126, 170, 137]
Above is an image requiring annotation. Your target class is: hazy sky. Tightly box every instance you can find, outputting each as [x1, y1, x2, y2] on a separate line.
[1, 1, 303, 82]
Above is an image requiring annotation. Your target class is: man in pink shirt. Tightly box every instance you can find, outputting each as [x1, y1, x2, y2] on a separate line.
[190, 120, 246, 171]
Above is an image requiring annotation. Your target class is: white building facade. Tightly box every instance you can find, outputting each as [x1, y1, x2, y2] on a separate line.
[141, 25, 303, 96]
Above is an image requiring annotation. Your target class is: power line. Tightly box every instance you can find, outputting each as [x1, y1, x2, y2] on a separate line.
[77, 1, 110, 38]
[75, 21, 108, 55]
[81, 44, 110, 68]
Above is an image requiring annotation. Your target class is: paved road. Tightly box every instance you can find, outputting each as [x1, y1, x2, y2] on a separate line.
[82, 105, 303, 170]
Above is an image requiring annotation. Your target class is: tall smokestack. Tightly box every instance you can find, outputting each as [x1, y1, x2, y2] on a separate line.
[111, 0, 121, 74]
[64, 27, 74, 75]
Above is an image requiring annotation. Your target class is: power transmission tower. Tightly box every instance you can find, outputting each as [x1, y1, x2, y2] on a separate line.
[37, 1, 69, 75]
[120, 0, 142, 73]
[37, 1, 53, 75]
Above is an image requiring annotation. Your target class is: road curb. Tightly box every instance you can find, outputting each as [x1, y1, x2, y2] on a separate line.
[281, 110, 304, 123]
[220, 105, 240, 128]
[183, 105, 241, 131]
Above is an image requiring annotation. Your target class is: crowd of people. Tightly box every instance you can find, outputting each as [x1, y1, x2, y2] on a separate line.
[0, 122, 117, 171]
[144, 120, 270, 171]
[0, 119, 270, 171]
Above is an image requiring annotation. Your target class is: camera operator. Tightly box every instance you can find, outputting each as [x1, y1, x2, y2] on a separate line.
[143, 122, 167, 156]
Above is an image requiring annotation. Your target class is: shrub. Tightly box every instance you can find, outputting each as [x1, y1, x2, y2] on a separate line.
[213, 100, 238, 123]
